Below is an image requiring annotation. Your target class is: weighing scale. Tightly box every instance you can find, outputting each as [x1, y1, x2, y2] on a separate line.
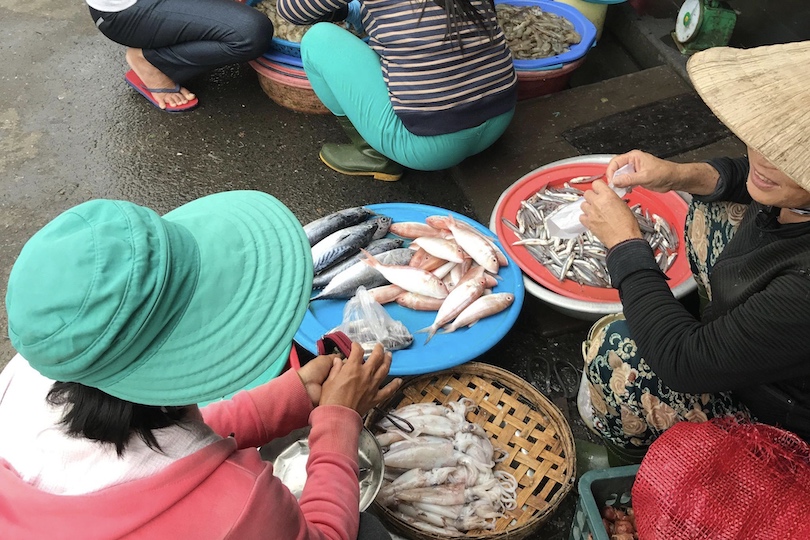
[671, 0, 737, 55]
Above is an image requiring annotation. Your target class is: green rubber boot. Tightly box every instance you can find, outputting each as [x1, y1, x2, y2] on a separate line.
[319, 117, 404, 182]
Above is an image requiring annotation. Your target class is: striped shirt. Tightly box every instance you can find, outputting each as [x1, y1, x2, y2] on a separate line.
[278, 0, 517, 136]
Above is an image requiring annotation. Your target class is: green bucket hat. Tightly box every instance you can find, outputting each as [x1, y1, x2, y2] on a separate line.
[6, 191, 313, 406]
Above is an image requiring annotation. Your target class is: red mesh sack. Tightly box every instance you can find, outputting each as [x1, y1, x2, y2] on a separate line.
[632, 417, 810, 540]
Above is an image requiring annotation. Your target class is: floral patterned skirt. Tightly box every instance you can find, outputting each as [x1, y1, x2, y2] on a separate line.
[584, 200, 751, 448]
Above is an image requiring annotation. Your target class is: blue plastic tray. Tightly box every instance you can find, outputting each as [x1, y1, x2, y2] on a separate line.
[294, 203, 525, 376]
[263, 31, 371, 68]
[262, 49, 305, 69]
[270, 37, 303, 58]
[496, 0, 597, 70]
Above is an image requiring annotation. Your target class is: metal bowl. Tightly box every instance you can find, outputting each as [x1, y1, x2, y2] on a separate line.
[259, 425, 384, 511]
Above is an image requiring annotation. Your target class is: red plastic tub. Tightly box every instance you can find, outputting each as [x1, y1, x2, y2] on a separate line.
[516, 56, 587, 100]
[248, 59, 329, 115]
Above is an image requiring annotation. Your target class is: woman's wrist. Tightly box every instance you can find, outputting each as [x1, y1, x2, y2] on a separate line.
[676, 162, 721, 196]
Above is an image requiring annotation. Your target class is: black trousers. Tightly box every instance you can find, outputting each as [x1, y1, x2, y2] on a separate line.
[358, 512, 392, 540]
[89, 0, 273, 83]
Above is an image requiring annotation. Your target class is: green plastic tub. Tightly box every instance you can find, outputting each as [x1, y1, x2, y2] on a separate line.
[569, 464, 639, 540]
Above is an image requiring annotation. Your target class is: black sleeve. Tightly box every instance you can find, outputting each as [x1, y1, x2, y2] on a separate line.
[605, 238, 668, 290]
[610, 251, 810, 393]
[695, 156, 752, 204]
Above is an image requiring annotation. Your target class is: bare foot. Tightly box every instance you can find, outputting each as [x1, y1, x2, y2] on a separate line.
[125, 48, 196, 109]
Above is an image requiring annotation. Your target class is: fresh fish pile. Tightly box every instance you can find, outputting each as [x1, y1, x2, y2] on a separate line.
[496, 4, 581, 60]
[304, 207, 515, 345]
[501, 183, 680, 287]
[310, 214, 392, 274]
[374, 398, 518, 537]
[254, 0, 362, 43]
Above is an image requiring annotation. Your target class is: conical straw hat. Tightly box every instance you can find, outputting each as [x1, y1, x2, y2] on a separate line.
[687, 41, 810, 191]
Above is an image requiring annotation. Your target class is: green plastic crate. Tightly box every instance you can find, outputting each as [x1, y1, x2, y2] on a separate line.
[569, 464, 640, 540]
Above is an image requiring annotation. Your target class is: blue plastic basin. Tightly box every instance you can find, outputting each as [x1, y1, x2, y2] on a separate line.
[496, 0, 597, 70]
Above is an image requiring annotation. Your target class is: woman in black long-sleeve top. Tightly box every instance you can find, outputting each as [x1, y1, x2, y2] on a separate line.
[579, 40, 810, 451]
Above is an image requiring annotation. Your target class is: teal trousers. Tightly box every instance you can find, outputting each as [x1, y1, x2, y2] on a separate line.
[301, 22, 514, 171]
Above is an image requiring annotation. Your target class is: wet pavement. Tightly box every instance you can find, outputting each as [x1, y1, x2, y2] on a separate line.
[0, 0, 754, 538]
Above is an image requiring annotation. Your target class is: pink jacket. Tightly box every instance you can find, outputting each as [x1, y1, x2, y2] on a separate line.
[0, 369, 363, 540]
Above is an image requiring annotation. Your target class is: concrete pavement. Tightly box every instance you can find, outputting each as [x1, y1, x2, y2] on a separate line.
[1, 0, 748, 537]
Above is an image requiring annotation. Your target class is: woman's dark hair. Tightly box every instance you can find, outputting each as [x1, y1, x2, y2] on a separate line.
[47, 382, 189, 456]
[430, 0, 498, 46]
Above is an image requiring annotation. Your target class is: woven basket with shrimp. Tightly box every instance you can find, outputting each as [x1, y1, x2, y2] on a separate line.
[364, 362, 576, 540]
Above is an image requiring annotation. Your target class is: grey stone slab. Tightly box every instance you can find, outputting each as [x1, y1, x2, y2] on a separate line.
[561, 93, 731, 158]
[453, 65, 692, 222]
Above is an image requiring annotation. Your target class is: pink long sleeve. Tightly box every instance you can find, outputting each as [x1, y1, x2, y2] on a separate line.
[201, 369, 364, 540]
[201, 368, 314, 448]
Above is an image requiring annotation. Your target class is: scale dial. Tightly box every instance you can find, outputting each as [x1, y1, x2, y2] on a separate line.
[675, 0, 704, 44]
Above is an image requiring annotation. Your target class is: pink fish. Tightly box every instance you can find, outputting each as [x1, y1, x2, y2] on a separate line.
[410, 237, 466, 263]
[390, 222, 446, 239]
[361, 249, 449, 299]
[418, 274, 487, 344]
[366, 284, 405, 304]
[418, 254, 449, 272]
[432, 261, 457, 279]
[445, 215, 499, 273]
[428, 215, 508, 267]
[441, 293, 515, 334]
[395, 292, 445, 311]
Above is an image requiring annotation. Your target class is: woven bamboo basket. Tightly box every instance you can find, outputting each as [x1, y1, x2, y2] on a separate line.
[365, 362, 576, 540]
[249, 60, 329, 115]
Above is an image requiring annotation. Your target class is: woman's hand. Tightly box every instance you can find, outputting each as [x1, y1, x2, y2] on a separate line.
[606, 150, 680, 192]
[319, 343, 401, 416]
[580, 181, 643, 249]
[606, 149, 720, 196]
[297, 354, 341, 407]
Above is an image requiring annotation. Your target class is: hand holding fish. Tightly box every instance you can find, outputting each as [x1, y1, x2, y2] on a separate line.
[296, 354, 343, 406]
[607, 150, 720, 196]
[320, 343, 402, 416]
[580, 181, 643, 249]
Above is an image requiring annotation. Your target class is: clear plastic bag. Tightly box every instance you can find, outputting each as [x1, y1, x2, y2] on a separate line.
[576, 368, 598, 435]
[330, 286, 413, 358]
[545, 163, 634, 239]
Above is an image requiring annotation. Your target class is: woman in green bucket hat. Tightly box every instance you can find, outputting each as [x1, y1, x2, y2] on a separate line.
[0, 190, 401, 539]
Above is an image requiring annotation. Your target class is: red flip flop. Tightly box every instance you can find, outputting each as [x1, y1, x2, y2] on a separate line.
[124, 69, 198, 113]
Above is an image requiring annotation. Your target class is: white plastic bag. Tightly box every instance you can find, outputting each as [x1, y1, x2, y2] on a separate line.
[330, 286, 413, 357]
[545, 163, 635, 239]
[576, 368, 599, 435]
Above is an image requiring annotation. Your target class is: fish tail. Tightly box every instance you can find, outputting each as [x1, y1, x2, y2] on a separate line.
[359, 248, 378, 266]
[415, 325, 432, 335]
[422, 327, 438, 345]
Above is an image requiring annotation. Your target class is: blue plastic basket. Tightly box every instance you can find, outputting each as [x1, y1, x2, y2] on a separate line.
[269, 37, 304, 59]
[496, 0, 597, 71]
[264, 31, 371, 67]
[263, 46, 305, 68]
